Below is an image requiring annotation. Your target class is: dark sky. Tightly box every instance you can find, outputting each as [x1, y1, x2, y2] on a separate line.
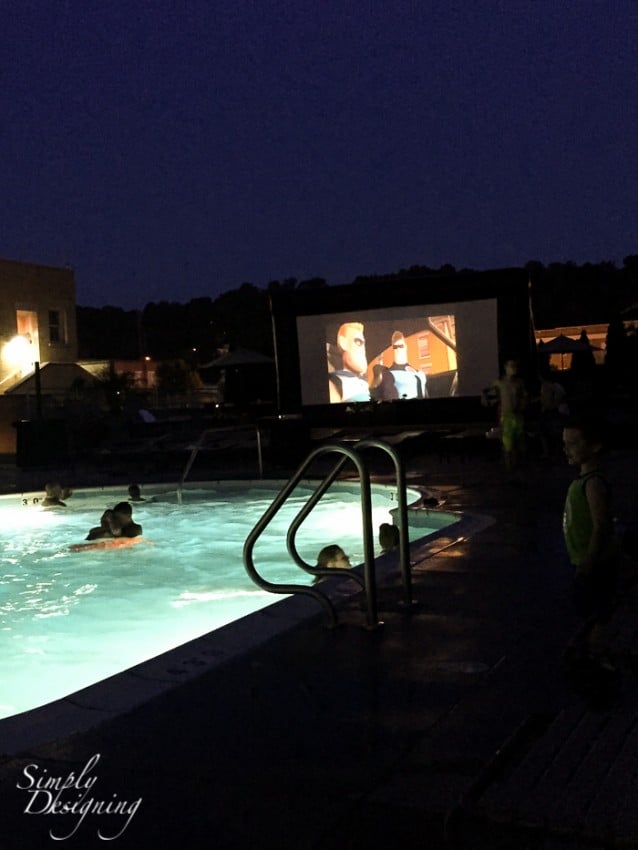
[2, 1, 637, 309]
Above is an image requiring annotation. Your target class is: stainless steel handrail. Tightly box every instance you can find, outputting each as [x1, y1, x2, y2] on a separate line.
[178, 424, 264, 503]
[243, 443, 378, 628]
[356, 438, 414, 609]
[242, 438, 413, 628]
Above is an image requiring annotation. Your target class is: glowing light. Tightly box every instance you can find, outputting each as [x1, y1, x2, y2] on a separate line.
[2, 335, 33, 370]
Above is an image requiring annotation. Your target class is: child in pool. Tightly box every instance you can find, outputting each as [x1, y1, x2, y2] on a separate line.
[86, 509, 118, 540]
[312, 544, 352, 584]
[42, 482, 71, 507]
[379, 522, 399, 553]
[111, 502, 142, 538]
[71, 504, 143, 552]
[128, 483, 145, 501]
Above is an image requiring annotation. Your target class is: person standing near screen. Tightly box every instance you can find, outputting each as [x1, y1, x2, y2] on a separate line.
[483, 358, 528, 470]
[329, 322, 370, 402]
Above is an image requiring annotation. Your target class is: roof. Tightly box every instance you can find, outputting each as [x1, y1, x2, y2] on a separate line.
[4, 362, 99, 395]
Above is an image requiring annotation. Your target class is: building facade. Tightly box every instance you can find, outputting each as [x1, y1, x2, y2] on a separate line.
[0, 257, 78, 393]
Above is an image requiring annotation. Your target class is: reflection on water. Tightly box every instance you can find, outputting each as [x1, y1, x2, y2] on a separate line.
[0, 484, 409, 717]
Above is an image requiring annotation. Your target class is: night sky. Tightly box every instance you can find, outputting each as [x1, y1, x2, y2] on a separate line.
[2, 1, 637, 310]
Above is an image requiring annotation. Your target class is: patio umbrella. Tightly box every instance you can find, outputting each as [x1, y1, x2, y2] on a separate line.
[538, 334, 599, 370]
[200, 348, 274, 368]
[198, 348, 276, 407]
[538, 334, 599, 353]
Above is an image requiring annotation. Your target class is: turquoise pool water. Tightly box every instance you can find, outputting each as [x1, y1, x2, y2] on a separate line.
[0, 480, 452, 718]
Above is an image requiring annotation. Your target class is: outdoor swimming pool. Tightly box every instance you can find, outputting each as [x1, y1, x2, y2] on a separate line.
[0, 480, 456, 719]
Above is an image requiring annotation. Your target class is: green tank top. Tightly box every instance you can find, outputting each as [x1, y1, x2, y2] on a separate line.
[563, 470, 614, 566]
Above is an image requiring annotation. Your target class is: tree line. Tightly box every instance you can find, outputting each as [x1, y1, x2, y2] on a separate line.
[77, 258, 638, 362]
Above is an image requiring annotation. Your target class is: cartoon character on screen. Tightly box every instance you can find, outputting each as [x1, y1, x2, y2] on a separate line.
[328, 322, 370, 403]
[374, 331, 428, 400]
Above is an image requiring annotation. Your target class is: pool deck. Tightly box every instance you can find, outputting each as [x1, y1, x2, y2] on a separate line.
[1, 442, 638, 849]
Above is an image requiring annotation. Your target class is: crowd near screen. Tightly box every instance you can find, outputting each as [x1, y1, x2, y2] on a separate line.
[296, 299, 499, 406]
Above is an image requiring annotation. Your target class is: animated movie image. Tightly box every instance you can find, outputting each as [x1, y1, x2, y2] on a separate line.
[326, 315, 457, 404]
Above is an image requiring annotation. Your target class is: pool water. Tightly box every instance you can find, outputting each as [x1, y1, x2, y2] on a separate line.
[0, 480, 446, 719]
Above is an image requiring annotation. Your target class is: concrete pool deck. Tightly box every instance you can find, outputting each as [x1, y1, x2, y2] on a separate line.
[1, 444, 637, 849]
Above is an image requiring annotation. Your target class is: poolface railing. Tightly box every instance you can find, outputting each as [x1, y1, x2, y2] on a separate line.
[178, 425, 264, 502]
[242, 439, 414, 629]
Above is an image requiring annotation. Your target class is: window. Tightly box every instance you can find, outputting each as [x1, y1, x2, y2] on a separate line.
[417, 332, 430, 359]
[49, 310, 65, 344]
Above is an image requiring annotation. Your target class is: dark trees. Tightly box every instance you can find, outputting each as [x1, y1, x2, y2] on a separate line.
[76, 261, 638, 364]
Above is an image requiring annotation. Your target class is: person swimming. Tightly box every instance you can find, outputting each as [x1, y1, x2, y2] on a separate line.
[86, 509, 119, 540]
[111, 502, 142, 538]
[72, 503, 144, 552]
[128, 483, 145, 501]
[312, 544, 352, 584]
[378, 522, 399, 552]
[42, 482, 71, 508]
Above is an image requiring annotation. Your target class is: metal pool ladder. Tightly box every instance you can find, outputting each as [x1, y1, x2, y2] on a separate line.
[177, 425, 264, 503]
[243, 439, 413, 629]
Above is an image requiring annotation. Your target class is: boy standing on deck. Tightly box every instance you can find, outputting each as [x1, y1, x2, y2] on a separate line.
[562, 416, 619, 667]
[483, 359, 528, 470]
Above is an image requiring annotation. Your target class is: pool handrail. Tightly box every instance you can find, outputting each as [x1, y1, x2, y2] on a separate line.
[243, 438, 413, 628]
[284, 452, 366, 591]
[285, 439, 412, 608]
[178, 424, 264, 502]
[243, 443, 376, 628]
[357, 438, 413, 609]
